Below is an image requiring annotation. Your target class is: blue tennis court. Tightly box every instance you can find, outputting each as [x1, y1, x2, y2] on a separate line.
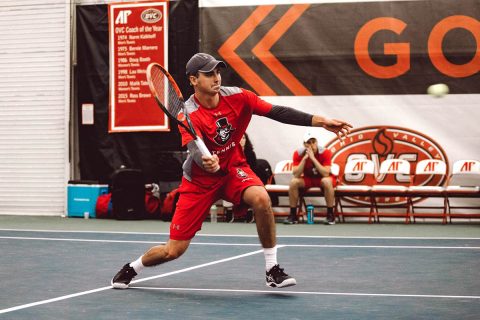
[1, 217, 479, 319]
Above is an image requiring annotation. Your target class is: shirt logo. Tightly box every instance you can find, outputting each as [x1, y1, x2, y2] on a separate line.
[214, 117, 235, 146]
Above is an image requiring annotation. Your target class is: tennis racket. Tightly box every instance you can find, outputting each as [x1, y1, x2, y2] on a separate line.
[146, 62, 212, 157]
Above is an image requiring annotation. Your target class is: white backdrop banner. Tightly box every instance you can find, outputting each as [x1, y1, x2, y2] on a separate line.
[199, 0, 479, 211]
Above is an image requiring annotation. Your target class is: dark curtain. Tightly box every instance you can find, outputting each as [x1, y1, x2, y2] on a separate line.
[75, 0, 198, 188]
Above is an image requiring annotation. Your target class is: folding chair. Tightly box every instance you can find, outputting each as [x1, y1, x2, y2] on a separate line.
[408, 159, 448, 223]
[371, 159, 411, 223]
[264, 160, 294, 219]
[445, 159, 480, 223]
[335, 159, 375, 223]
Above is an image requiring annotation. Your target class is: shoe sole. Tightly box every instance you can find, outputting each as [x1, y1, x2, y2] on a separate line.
[266, 278, 297, 288]
[111, 279, 129, 289]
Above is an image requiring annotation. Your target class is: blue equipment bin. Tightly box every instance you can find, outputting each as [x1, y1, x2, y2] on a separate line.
[67, 181, 109, 218]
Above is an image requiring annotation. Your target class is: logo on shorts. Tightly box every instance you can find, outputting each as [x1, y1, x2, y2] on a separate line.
[214, 117, 235, 145]
[236, 168, 252, 182]
[236, 168, 248, 178]
[325, 126, 449, 206]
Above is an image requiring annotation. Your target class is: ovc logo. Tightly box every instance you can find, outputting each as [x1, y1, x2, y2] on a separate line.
[325, 126, 449, 206]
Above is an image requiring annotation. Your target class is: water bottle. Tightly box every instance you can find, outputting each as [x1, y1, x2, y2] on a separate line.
[306, 205, 314, 224]
[210, 204, 218, 223]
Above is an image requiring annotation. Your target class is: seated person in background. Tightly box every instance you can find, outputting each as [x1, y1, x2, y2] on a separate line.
[284, 130, 336, 225]
[241, 132, 257, 175]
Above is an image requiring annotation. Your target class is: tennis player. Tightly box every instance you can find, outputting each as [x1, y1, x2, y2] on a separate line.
[111, 53, 352, 289]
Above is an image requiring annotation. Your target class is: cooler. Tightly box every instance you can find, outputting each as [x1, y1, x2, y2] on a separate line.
[67, 181, 109, 218]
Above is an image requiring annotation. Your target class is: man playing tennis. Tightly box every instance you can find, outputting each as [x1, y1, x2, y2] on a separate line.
[112, 53, 352, 289]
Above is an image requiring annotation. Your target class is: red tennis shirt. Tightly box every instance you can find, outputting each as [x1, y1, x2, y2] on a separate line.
[292, 147, 333, 178]
[179, 86, 272, 181]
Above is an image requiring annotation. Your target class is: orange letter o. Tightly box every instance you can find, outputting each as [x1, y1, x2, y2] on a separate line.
[428, 15, 480, 78]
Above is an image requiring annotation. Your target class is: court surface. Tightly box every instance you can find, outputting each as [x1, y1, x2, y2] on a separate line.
[0, 216, 479, 319]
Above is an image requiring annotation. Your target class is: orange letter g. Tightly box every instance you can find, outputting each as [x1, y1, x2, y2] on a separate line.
[355, 17, 410, 79]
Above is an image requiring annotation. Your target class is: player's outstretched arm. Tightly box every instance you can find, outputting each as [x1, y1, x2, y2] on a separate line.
[312, 115, 352, 140]
[264, 105, 352, 140]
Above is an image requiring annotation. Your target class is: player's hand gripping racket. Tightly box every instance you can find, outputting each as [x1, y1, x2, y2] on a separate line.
[146, 62, 212, 157]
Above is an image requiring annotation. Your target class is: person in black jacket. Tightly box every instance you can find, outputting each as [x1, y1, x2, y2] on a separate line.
[240, 133, 257, 173]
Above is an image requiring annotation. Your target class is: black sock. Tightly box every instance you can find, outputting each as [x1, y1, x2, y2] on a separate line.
[290, 207, 297, 218]
[327, 207, 334, 219]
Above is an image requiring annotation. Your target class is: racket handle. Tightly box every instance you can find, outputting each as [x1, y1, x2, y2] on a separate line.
[194, 137, 212, 157]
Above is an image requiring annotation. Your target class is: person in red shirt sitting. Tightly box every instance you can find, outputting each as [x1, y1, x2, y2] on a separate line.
[284, 130, 337, 225]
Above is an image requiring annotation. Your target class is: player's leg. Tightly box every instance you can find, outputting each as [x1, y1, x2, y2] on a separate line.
[111, 178, 218, 289]
[223, 165, 297, 288]
[285, 177, 306, 224]
[242, 185, 276, 248]
[142, 239, 191, 266]
[321, 176, 336, 225]
[242, 185, 297, 288]
[111, 239, 191, 289]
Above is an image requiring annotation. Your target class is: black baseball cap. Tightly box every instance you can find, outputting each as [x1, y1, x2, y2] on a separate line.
[186, 53, 226, 76]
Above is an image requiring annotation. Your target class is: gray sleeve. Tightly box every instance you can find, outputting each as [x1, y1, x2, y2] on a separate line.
[265, 105, 313, 126]
[187, 141, 204, 168]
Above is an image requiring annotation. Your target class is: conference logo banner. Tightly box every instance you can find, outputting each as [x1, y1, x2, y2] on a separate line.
[109, 1, 168, 132]
[325, 126, 449, 206]
[200, 0, 479, 96]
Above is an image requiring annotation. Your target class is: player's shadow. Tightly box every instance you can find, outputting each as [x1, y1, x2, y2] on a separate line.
[132, 286, 299, 302]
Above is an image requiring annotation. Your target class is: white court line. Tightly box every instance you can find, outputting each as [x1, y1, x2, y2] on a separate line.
[1, 228, 480, 240]
[284, 244, 480, 250]
[1, 236, 480, 250]
[0, 228, 171, 235]
[132, 286, 480, 300]
[0, 247, 267, 315]
[0, 236, 258, 246]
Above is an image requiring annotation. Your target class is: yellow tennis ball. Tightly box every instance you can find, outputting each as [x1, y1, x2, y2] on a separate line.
[427, 83, 449, 97]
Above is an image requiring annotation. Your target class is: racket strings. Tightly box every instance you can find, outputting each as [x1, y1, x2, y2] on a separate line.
[166, 84, 183, 117]
[150, 67, 184, 117]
